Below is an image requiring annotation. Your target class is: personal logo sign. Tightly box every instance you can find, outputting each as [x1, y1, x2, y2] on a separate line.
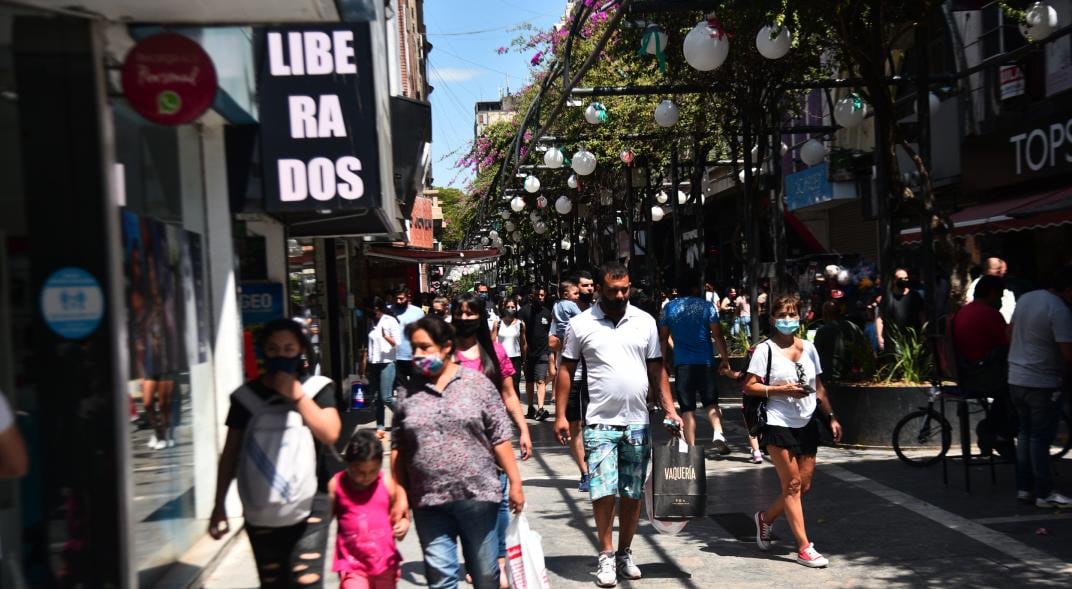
[121, 33, 218, 126]
[259, 25, 381, 212]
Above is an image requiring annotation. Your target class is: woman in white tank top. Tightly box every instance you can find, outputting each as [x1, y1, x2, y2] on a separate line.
[496, 299, 526, 394]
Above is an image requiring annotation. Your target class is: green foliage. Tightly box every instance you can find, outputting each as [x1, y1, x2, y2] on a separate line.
[880, 325, 934, 384]
[435, 186, 475, 248]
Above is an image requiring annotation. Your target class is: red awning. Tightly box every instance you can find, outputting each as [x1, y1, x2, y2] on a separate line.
[366, 246, 501, 265]
[901, 186, 1072, 244]
[785, 211, 826, 254]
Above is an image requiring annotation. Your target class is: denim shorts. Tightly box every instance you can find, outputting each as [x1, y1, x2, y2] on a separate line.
[583, 424, 651, 501]
[675, 364, 718, 412]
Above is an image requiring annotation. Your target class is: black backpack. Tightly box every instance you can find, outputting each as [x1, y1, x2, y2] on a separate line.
[741, 340, 772, 437]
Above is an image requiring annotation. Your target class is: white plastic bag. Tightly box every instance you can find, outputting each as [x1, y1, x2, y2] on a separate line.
[505, 511, 551, 589]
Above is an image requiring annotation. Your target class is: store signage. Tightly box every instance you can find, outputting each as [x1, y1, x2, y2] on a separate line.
[259, 25, 381, 212]
[999, 65, 1025, 101]
[408, 196, 434, 249]
[122, 33, 218, 126]
[40, 267, 105, 340]
[240, 282, 285, 326]
[963, 101, 1072, 194]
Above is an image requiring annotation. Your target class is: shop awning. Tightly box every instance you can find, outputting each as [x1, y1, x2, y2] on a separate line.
[900, 186, 1072, 244]
[366, 246, 501, 265]
[785, 211, 826, 254]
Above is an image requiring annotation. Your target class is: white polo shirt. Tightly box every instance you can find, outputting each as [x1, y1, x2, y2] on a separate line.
[562, 302, 661, 426]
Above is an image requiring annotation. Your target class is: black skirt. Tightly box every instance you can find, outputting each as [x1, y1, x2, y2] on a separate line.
[761, 418, 820, 456]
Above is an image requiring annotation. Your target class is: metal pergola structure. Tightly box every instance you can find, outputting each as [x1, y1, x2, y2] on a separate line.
[473, 0, 1072, 351]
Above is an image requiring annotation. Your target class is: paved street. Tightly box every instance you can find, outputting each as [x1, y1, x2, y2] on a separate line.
[204, 399, 1072, 589]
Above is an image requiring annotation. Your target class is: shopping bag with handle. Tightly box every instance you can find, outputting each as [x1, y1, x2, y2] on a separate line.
[650, 436, 707, 520]
[505, 511, 551, 589]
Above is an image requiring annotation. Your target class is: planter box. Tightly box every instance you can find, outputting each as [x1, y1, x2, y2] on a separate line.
[825, 383, 982, 447]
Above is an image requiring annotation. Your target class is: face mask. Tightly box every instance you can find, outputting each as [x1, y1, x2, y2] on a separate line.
[602, 298, 628, 313]
[504, 308, 516, 317]
[897, 279, 910, 288]
[579, 292, 593, 305]
[432, 309, 446, 317]
[265, 355, 302, 374]
[453, 318, 480, 338]
[395, 301, 408, 312]
[413, 354, 444, 377]
[477, 292, 488, 301]
[774, 319, 800, 335]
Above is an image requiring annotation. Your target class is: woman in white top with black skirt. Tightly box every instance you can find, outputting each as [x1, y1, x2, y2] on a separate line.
[743, 293, 843, 568]
[495, 298, 527, 395]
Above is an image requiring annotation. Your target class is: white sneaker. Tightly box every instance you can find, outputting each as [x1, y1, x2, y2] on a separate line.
[166, 438, 175, 448]
[596, 552, 617, 587]
[152, 439, 167, 450]
[1036, 492, 1072, 509]
[796, 543, 829, 568]
[615, 549, 641, 580]
[1016, 490, 1033, 503]
[147, 435, 159, 449]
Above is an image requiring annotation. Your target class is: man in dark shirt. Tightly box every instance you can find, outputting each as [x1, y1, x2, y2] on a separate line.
[953, 275, 1009, 364]
[876, 268, 925, 354]
[519, 285, 553, 420]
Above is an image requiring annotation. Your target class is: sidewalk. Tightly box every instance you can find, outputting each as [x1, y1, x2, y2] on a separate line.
[203, 401, 1072, 588]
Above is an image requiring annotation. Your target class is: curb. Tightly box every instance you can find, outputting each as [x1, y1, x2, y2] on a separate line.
[150, 518, 245, 589]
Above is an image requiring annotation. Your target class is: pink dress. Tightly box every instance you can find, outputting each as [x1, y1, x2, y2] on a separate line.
[332, 471, 402, 577]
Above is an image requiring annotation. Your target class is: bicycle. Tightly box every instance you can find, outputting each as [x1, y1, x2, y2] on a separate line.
[893, 387, 1072, 466]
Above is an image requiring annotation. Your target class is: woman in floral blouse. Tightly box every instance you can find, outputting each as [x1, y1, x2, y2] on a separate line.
[391, 316, 525, 589]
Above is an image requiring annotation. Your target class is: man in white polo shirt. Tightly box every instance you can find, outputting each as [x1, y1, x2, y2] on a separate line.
[554, 262, 682, 588]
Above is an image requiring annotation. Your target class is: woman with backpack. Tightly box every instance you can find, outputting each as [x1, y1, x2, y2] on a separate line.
[452, 293, 532, 588]
[392, 316, 525, 589]
[742, 294, 842, 568]
[208, 318, 342, 587]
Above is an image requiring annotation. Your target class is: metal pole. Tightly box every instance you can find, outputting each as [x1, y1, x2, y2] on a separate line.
[742, 108, 759, 340]
[916, 17, 939, 385]
[872, 0, 893, 286]
[670, 143, 681, 287]
[770, 128, 788, 298]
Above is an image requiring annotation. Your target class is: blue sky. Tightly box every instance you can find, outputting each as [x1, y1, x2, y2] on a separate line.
[424, 1, 562, 189]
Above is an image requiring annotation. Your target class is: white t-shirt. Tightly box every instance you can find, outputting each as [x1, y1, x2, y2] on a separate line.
[562, 303, 661, 426]
[1008, 290, 1072, 389]
[746, 340, 822, 428]
[368, 314, 401, 364]
[497, 318, 522, 358]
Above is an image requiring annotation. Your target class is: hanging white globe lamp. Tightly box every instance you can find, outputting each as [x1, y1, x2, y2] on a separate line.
[651, 206, 665, 222]
[543, 147, 564, 169]
[555, 195, 573, 215]
[504, 220, 516, 232]
[755, 25, 792, 60]
[833, 94, 868, 128]
[584, 102, 608, 125]
[654, 100, 679, 128]
[510, 196, 526, 212]
[523, 174, 541, 193]
[1021, 2, 1059, 41]
[572, 149, 597, 176]
[534, 221, 548, 235]
[536, 195, 548, 209]
[683, 17, 730, 72]
[560, 237, 572, 250]
[567, 174, 579, 189]
[655, 190, 669, 204]
[799, 139, 826, 166]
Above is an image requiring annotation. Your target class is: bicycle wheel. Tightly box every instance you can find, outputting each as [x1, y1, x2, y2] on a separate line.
[893, 409, 951, 467]
[1051, 411, 1072, 459]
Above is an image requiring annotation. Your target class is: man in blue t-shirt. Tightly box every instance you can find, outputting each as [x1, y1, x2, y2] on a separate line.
[659, 273, 733, 450]
[391, 285, 425, 385]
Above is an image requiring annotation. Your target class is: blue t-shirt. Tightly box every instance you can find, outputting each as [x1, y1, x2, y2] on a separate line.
[660, 296, 719, 366]
[394, 305, 426, 360]
[552, 300, 582, 339]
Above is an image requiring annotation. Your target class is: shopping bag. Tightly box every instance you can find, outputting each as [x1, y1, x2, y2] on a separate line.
[643, 475, 688, 535]
[651, 437, 706, 521]
[505, 511, 551, 589]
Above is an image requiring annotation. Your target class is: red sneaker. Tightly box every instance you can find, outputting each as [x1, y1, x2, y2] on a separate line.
[754, 511, 772, 551]
[796, 543, 829, 568]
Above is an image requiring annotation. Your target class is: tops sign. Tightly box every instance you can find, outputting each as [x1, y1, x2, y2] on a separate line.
[963, 96, 1072, 195]
[259, 26, 381, 212]
[122, 33, 217, 125]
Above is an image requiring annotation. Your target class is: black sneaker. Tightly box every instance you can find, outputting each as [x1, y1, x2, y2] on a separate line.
[535, 408, 550, 421]
[711, 437, 731, 455]
[526, 406, 537, 419]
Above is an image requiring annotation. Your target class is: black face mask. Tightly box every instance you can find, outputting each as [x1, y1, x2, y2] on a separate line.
[504, 308, 517, 317]
[601, 298, 628, 313]
[395, 302, 408, 312]
[579, 292, 593, 305]
[453, 318, 481, 338]
[897, 279, 910, 289]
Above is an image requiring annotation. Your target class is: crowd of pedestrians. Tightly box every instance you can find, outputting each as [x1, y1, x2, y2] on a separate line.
[206, 259, 1072, 588]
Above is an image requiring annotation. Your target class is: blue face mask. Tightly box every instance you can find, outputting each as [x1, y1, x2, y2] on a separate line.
[774, 319, 800, 335]
[413, 354, 445, 377]
[265, 355, 302, 374]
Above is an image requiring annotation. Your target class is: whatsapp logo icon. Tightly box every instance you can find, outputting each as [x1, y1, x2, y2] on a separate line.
[157, 90, 181, 115]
